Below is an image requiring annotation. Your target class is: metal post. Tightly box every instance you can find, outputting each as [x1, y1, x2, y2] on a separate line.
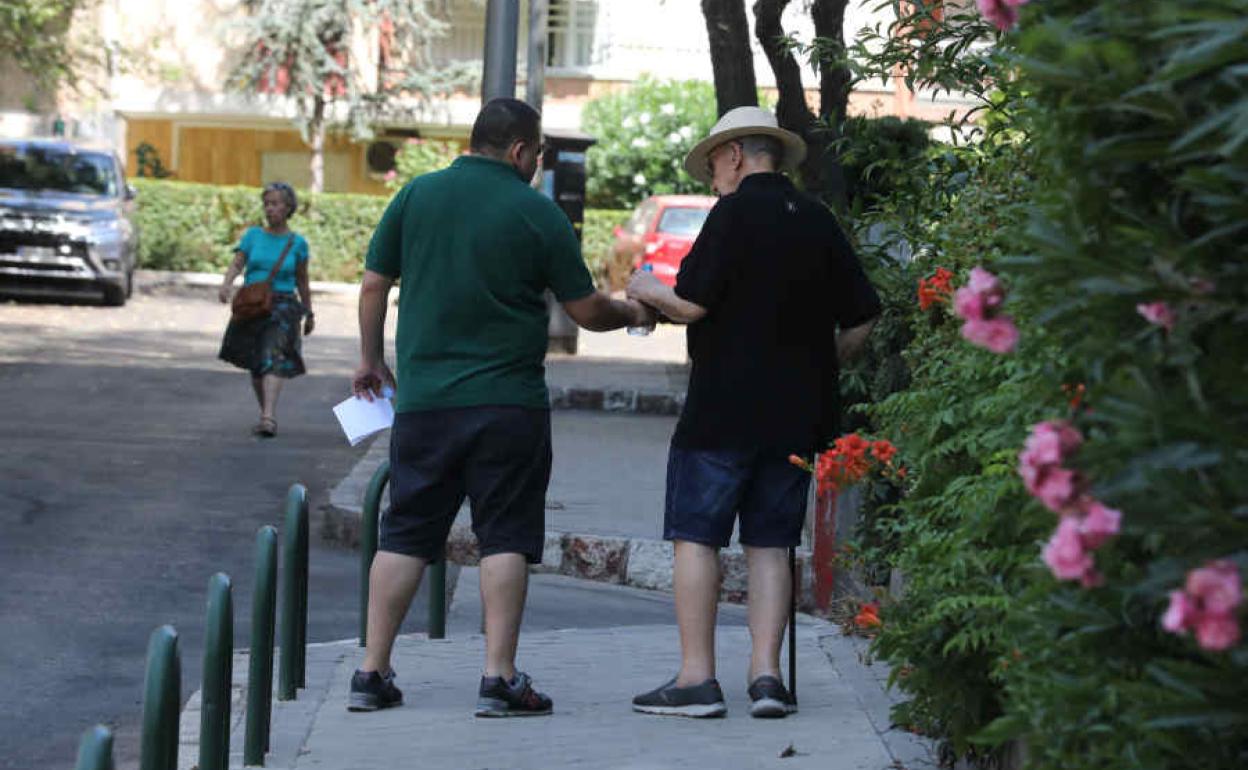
[140, 626, 180, 770]
[200, 573, 233, 770]
[280, 484, 309, 700]
[359, 461, 390, 647]
[245, 526, 278, 765]
[428, 557, 447, 640]
[75, 725, 114, 770]
[482, 0, 520, 101]
[525, 0, 548, 110]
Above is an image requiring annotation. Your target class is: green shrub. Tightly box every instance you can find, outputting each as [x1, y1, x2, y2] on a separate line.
[581, 77, 719, 209]
[386, 138, 462, 190]
[834, 0, 1248, 767]
[132, 179, 387, 283]
[133, 179, 626, 288]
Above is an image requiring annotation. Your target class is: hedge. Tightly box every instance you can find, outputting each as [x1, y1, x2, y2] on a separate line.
[132, 178, 631, 287]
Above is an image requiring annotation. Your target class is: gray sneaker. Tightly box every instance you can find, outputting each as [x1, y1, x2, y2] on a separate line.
[632, 677, 727, 718]
[347, 669, 402, 712]
[475, 671, 553, 717]
[748, 675, 797, 718]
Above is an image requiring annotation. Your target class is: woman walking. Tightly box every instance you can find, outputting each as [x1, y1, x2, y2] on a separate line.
[217, 182, 314, 438]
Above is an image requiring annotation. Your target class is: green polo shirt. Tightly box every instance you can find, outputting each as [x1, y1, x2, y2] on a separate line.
[365, 155, 595, 413]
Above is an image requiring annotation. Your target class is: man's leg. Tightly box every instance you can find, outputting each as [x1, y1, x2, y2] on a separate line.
[361, 550, 428, 674]
[744, 545, 790, 681]
[479, 552, 529, 680]
[674, 540, 721, 686]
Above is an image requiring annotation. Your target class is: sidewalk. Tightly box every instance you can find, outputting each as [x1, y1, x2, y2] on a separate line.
[179, 571, 935, 770]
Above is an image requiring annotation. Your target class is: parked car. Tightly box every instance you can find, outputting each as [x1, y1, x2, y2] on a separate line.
[0, 138, 139, 306]
[611, 194, 716, 287]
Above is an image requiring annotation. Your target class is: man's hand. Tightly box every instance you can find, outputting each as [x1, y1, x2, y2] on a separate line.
[352, 361, 396, 401]
[303, 315, 316, 336]
[626, 299, 658, 328]
[218, 285, 231, 304]
[626, 270, 665, 306]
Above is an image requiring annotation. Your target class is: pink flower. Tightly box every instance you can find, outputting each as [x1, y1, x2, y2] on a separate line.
[977, 0, 1020, 30]
[1186, 561, 1242, 615]
[1002, 0, 1030, 5]
[967, 267, 1005, 308]
[1136, 301, 1175, 332]
[1043, 518, 1094, 581]
[961, 316, 1019, 353]
[1023, 421, 1082, 466]
[953, 286, 985, 321]
[1079, 500, 1122, 550]
[1162, 590, 1196, 632]
[1034, 467, 1080, 513]
[1195, 612, 1242, 652]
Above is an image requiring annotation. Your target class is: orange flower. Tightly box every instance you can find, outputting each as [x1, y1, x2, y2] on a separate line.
[917, 267, 955, 311]
[854, 602, 882, 629]
[871, 439, 897, 464]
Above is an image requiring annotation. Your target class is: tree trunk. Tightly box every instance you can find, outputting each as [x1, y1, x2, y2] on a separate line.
[811, 0, 851, 211]
[309, 95, 326, 194]
[701, 0, 758, 116]
[752, 0, 852, 210]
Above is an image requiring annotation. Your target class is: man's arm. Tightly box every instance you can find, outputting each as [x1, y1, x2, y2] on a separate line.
[836, 318, 877, 363]
[353, 269, 397, 399]
[562, 291, 654, 332]
[625, 270, 707, 324]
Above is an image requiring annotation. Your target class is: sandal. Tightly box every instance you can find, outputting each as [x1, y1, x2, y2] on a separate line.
[253, 417, 277, 438]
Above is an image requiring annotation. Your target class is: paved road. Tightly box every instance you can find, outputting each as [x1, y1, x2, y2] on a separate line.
[0, 290, 689, 769]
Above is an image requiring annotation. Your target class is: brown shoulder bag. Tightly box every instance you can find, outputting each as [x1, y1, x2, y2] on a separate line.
[231, 234, 296, 322]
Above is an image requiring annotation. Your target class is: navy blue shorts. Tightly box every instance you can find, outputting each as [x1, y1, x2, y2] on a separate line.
[380, 406, 551, 564]
[663, 447, 811, 549]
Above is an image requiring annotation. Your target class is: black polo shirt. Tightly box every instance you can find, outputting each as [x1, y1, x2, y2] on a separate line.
[672, 172, 881, 455]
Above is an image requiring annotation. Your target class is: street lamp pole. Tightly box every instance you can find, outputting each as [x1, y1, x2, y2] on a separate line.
[526, 0, 548, 111]
[482, 0, 521, 102]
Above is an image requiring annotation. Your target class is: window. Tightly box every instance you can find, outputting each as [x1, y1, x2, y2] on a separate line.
[627, 199, 658, 236]
[0, 145, 118, 197]
[657, 207, 709, 238]
[547, 0, 598, 70]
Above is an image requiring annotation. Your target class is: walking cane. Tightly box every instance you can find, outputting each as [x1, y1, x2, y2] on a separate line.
[789, 545, 797, 705]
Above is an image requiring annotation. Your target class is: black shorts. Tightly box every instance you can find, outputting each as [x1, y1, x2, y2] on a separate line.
[380, 406, 552, 564]
[663, 447, 811, 549]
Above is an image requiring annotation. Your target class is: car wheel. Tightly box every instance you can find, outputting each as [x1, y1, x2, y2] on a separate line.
[102, 279, 127, 307]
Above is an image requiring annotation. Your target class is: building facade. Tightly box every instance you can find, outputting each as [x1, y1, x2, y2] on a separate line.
[0, 0, 974, 195]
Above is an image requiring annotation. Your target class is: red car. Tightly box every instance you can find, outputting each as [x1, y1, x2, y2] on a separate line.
[612, 194, 717, 287]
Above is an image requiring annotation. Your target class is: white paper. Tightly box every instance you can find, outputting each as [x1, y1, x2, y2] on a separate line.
[333, 391, 395, 446]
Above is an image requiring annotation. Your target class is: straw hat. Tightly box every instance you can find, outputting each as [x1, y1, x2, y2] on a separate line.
[683, 106, 807, 186]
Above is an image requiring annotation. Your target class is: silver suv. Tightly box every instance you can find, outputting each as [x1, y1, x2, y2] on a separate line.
[0, 138, 139, 306]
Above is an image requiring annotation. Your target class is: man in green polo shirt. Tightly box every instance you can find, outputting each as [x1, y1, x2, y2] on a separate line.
[348, 98, 653, 718]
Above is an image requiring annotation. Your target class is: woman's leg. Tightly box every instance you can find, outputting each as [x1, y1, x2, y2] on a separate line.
[250, 375, 264, 410]
[260, 374, 284, 422]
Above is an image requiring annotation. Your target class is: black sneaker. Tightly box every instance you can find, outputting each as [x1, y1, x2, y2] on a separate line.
[632, 677, 727, 718]
[475, 671, 553, 717]
[347, 669, 402, 712]
[748, 675, 797, 718]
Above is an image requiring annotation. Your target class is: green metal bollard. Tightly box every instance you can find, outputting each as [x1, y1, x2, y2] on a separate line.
[279, 483, 309, 700]
[200, 573, 233, 770]
[428, 558, 447, 640]
[245, 526, 278, 766]
[140, 625, 180, 770]
[359, 461, 389, 647]
[74, 725, 114, 770]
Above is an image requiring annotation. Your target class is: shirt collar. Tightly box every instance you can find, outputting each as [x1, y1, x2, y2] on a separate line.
[737, 172, 794, 192]
[453, 154, 525, 180]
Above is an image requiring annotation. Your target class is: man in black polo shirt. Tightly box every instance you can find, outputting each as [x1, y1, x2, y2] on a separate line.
[626, 107, 880, 719]
[349, 99, 654, 718]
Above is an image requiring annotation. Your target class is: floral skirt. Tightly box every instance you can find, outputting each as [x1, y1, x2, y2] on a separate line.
[218, 292, 307, 378]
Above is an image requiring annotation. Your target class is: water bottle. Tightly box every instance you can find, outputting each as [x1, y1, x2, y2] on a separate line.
[628, 264, 656, 337]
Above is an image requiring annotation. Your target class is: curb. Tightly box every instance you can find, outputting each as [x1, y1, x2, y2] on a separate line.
[320, 500, 817, 612]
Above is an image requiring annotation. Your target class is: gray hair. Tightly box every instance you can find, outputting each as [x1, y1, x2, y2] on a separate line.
[738, 135, 785, 168]
[262, 181, 298, 217]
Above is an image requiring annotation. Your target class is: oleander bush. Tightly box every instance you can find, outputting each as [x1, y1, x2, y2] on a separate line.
[827, 0, 1248, 766]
